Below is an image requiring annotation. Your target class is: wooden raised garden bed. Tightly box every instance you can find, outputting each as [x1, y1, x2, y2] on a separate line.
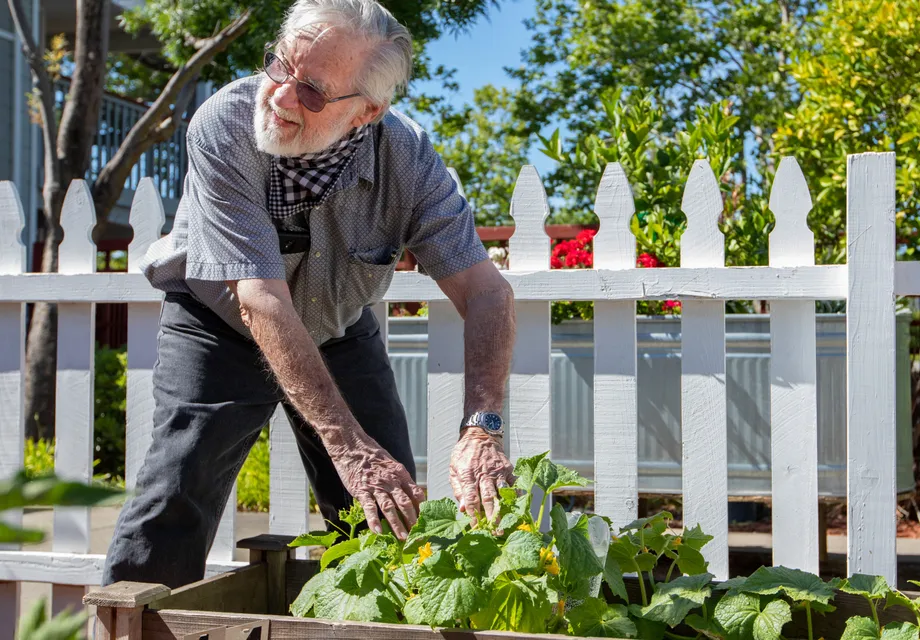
[85, 533, 920, 640]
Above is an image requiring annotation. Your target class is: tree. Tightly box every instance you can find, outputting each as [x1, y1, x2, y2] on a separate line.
[506, 0, 819, 221]
[430, 85, 530, 226]
[6, 0, 503, 440]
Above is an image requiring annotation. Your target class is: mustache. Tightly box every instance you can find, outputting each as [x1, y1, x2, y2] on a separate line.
[266, 99, 303, 126]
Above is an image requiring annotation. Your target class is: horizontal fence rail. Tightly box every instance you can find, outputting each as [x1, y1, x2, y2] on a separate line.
[0, 151, 912, 632]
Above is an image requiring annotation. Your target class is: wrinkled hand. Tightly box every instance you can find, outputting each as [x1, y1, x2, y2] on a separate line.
[449, 429, 515, 524]
[331, 433, 425, 540]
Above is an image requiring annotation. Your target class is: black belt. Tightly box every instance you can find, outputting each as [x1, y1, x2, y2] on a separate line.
[278, 230, 311, 254]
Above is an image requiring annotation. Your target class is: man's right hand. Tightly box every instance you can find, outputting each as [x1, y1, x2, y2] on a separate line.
[329, 431, 426, 540]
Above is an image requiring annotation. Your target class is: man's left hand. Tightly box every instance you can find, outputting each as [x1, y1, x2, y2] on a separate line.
[449, 428, 515, 524]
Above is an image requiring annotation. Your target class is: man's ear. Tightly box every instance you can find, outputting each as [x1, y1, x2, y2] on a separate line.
[351, 100, 385, 128]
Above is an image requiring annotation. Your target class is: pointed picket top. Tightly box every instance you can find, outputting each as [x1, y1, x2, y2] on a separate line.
[446, 168, 467, 199]
[128, 178, 166, 274]
[0, 182, 27, 275]
[769, 157, 814, 267]
[594, 162, 636, 270]
[59, 180, 97, 275]
[509, 165, 550, 271]
[680, 159, 724, 267]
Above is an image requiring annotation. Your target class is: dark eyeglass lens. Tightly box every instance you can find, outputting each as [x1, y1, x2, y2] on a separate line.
[295, 83, 325, 112]
[264, 53, 287, 83]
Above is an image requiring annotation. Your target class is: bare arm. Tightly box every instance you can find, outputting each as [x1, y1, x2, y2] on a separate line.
[437, 259, 516, 523]
[229, 278, 425, 538]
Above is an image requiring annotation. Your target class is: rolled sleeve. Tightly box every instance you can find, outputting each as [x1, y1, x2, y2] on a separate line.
[184, 134, 285, 283]
[405, 132, 488, 281]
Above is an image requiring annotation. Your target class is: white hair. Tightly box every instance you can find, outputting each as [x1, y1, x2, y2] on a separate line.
[278, 0, 413, 123]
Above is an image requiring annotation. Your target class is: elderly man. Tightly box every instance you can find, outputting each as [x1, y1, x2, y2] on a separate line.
[102, 0, 516, 588]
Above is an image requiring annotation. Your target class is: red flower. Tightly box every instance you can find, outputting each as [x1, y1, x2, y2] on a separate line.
[636, 253, 659, 268]
[576, 229, 597, 246]
[662, 300, 681, 312]
[551, 256, 563, 269]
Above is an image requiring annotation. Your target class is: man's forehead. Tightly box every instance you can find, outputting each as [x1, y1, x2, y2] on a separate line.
[278, 30, 355, 93]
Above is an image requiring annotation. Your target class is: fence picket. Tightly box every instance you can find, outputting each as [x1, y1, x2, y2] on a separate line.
[846, 152, 897, 582]
[53, 180, 97, 612]
[269, 406, 309, 557]
[508, 166, 552, 527]
[680, 160, 728, 579]
[126, 179, 164, 491]
[768, 158, 819, 573]
[592, 163, 638, 529]
[426, 301, 464, 500]
[0, 182, 25, 640]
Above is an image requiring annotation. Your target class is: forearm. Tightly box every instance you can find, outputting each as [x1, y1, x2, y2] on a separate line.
[238, 286, 363, 452]
[463, 285, 515, 416]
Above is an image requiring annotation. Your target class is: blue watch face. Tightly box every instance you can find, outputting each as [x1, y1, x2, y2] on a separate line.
[482, 413, 503, 432]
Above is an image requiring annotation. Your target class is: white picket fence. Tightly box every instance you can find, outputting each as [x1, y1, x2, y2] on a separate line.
[0, 152, 915, 633]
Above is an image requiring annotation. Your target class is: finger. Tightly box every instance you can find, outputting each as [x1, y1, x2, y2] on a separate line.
[461, 473, 482, 523]
[356, 493, 382, 534]
[406, 481, 426, 509]
[375, 491, 409, 540]
[479, 477, 500, 524]
[450, 474, 465, 510]
[391, 486, 419, 530]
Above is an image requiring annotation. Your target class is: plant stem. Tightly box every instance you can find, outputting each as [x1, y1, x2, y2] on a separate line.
[663, 632, 698, 640]
[648, 570, 656, 592]
[536, 493, 549, 530]
[805, 601, 813, 640]
[869, 597, 880, 630]
[702, 602, 709, 621]
[349, 523, 356, 540]
[665, 559, 678, 583]
[638, 572, 649, 607]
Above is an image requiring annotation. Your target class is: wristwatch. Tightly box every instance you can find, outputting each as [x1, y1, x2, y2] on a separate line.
[460, 411, 505, 437]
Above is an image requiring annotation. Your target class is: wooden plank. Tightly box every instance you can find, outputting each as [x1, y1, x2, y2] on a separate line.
[149, 564, 268, 614]
[679, 160, 728, 580]
[0, 265, 848, 303]
[0, 581, 20, 640]
[115, 607, 143, 640]
[268, 407, 309, 544]
[768, 157, 819, 573]
[591, 163, 638, 529]
[846, 152, 897, 582]
[508, 167, 552, 528]
[126, 179, 165, 491]
[54, 185, 96, 617]
[285, 559, 319, 609]
[0, 182, 26, 556]
[237, 535, 297, 552]
[144, 610, 583, 640]
[84, 581, 171, 608]
[426, 300, 464, 500]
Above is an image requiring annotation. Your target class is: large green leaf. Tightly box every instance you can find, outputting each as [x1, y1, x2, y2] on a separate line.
[409, 550, 488, 627]
[320, 538, 361, 571]
[290, 570, 336, 617]
[288, 530, 340, 549]
[628, 603, 667, 640]
[550, 505, 604, 582]
[640, 573, 713, 627]
[513, 452, 551, 495]
[674, 544, 708, 576]
[470, 573, 555, 633]
[841, 616, 881, 640]
[607, 535, 654, 575]
[713, 592, 791, 640]
[489, 530, 543, 578]
[679, 524, 714, 551]
[567, 597, 637, 638]
[0, 472, 124, 511]
[882, 622, 920, 640]
[452, 530, 501, 576]
[886, 590, 918, 614]
[619, 512, 673, 535]
[15, 600, 88, 640]
[686, 614, 727, 640]
[313, 583, 400, 624]
[842, 574, 893, 600]
[405, 498, 471, 551]
[741, 566, 836, 604]
[602, 549, 628, 602]
[333, 547, 383, 591]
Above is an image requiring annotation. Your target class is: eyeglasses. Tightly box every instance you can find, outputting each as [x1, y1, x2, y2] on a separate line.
[263, 50, 362, 113]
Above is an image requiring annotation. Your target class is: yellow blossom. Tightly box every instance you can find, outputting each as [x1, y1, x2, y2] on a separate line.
[407, 592, 417, 600]
[517, 523, 534, 533]
[673, 537, 682, 546]
[418, 542, 433, 564]
[540, 547, 560, 575]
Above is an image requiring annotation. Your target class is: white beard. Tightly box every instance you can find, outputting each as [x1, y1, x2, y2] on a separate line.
[253, 77, 356, 157]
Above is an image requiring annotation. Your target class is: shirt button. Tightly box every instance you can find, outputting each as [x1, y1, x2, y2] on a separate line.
[311, 297, 317, 303]
[314, 251, 321, 257]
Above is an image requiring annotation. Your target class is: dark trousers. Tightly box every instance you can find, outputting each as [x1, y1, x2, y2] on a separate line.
[102, 292, 414, 588]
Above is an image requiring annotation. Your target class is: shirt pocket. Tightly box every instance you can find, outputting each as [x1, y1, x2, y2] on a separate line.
[338, 244, 400, 304]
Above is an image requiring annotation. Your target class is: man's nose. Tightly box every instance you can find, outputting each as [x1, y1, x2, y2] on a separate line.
[273, 79, 301, 111]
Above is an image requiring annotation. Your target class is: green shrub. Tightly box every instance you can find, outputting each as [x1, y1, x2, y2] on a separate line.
[23, 438, 55, 479]
[237, 427, 270, 512]
[94, 345, 127, 481]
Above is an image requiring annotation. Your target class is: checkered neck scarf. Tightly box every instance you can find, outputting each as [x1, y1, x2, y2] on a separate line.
[268, 124, 368, 216]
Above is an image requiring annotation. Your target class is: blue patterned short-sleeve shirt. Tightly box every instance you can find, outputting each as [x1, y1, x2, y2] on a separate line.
[140, 74, 489, 344]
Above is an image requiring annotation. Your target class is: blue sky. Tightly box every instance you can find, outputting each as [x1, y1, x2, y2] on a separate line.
[411, 0, 558, 177]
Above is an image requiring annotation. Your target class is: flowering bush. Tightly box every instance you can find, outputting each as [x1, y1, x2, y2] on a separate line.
[550, 231, 681, 323]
